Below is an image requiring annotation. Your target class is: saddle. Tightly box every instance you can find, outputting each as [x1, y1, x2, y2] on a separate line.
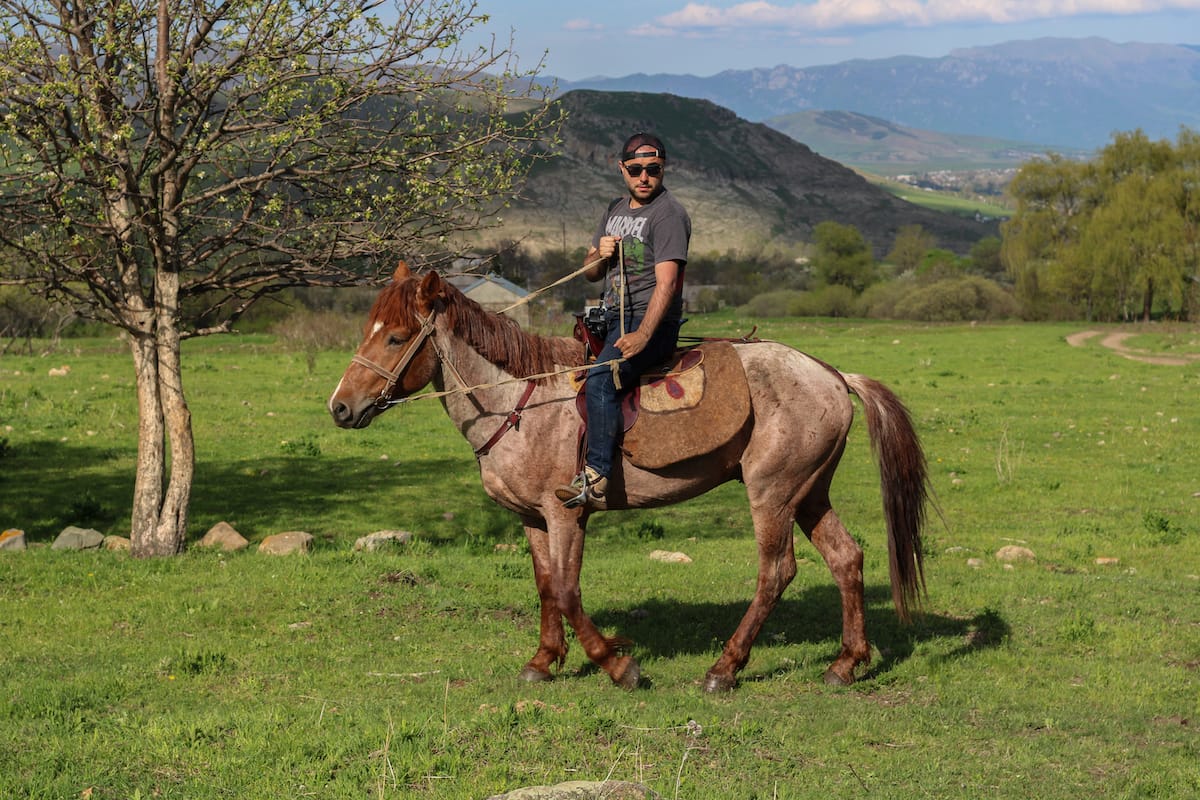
[572, 340, 752, 470]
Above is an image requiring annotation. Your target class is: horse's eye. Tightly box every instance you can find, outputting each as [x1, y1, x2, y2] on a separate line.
[386, 334, 405, 347]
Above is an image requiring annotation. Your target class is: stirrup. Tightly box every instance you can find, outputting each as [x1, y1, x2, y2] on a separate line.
[556, 467, 606, 509]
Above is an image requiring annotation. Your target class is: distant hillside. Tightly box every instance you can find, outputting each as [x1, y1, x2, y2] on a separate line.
[482, 91, 997, 259]
[764, 110, 1086, 173]
[561, 37, 1200, 149]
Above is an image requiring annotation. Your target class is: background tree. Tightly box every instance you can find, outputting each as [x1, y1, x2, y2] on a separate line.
[885, 224, 935, 276]
[0, 0, 559, 556]
[810, 221, 876, 293]
[1002, 155, 1092, 318]
[1003, 130, 1198, 321]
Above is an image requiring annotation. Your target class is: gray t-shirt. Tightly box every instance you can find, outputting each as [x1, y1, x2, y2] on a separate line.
[592, 188, 691, 321]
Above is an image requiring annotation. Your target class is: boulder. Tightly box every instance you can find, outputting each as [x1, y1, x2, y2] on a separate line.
[648, 550, 693, 564]
[0, 528, 26, 551]
[353, 530, 413, 552]
[197, 521, 249, 552]
[103, 536, 131, 552]
[52, 526, 105, 551]
[995, 545, 1035, 563]
[258, 531, 313, 555]
[485, 781, 661, 800]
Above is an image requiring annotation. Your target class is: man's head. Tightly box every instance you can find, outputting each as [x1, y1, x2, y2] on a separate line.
[619, 132, 667, 206]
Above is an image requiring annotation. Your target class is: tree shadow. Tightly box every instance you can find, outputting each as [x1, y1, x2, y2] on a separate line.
[592, 584, 1010, 684]
[1, 436, 504, 544]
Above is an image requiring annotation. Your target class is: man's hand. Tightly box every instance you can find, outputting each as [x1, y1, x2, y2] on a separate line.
[615, 328, 649, 359]
[597, 235, 620, 260]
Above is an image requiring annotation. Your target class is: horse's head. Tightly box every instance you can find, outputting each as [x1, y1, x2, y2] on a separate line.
[328, 261, 449, 429]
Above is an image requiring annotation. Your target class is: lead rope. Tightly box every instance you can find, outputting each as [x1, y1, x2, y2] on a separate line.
[613, 239, 627, 390]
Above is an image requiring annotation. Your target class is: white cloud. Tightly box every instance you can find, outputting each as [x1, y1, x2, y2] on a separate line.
[656, 0, 1200, 32]
[563, 18, 605, 32]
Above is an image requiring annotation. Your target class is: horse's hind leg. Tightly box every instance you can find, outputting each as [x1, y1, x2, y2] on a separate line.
[703, 505, 797, 692]
[797, 498, 870, 685]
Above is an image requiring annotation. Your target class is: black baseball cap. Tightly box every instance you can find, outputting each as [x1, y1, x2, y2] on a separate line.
[620, 132, 666, 162]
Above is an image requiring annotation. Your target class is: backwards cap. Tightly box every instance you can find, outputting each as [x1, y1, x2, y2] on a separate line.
[620, 132, 666, 162]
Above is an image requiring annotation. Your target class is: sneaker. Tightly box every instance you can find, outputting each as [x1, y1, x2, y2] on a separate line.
[555, 466, 608, 509]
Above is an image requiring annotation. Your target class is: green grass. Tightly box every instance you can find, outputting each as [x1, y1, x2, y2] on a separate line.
[2, 318, 1199, 798]
[872, 178, 1013, 219]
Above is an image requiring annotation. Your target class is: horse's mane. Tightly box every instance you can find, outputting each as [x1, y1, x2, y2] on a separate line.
[373, 275, 586, 378]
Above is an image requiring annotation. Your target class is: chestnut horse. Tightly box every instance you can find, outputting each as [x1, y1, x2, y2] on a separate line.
[329, 263, 930, 691]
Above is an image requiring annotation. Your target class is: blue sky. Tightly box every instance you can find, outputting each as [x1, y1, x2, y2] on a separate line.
[463, 0, 1200, 80]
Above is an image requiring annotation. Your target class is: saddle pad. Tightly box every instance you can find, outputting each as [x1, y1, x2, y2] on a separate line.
[622, 341, 751, 469]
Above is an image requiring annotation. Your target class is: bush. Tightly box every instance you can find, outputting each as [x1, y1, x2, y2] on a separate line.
[271, 309, 364, 354]
[892, 275, 1018, 322]
[742, 290, 805, 317]
[792, 285, 857, 317]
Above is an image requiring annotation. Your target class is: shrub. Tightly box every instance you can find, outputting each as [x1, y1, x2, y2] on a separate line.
[865, 275, 1017, 321]
[792, 285, 857, 317]
[742, 290, 805, 317]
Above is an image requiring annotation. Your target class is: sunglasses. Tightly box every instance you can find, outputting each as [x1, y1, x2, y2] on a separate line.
[623, 162, 663, 178]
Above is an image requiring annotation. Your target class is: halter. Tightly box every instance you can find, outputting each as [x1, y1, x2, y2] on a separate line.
[350, 307, 439, 409]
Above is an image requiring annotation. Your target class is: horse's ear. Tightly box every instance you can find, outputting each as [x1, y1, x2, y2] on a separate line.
[392, 260, 411, 282]
[416, 270, 448, 312]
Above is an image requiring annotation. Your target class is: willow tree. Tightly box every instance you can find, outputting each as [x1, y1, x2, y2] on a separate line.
[0, 0, 558, 556]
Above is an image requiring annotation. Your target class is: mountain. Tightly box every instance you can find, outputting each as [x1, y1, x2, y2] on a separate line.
[559, 38, 1200, 150]
[484, 91, 997, 259]
[764, 110, 1088, 172]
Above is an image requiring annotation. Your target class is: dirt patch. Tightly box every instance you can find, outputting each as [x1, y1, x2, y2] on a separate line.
[1067, 330, 1200, 366]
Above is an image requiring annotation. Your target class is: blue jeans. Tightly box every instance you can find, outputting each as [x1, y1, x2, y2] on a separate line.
[584, 310, 680, 477]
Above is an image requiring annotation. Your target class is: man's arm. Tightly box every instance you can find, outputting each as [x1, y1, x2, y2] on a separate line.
[615, 259, 681, 359]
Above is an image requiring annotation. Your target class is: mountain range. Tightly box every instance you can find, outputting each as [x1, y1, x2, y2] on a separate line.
[558, 37, 1200, 150]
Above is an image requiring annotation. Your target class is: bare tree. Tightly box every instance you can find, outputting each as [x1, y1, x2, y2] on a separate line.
[0, 0, 559, 556]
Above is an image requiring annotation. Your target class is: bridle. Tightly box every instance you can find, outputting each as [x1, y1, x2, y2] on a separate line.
[350, 307, 439, 409]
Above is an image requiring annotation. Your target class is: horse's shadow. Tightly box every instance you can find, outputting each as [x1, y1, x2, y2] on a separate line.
[592, 582, 1009, 684]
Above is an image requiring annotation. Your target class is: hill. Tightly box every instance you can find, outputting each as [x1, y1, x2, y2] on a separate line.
[560, 37, 1200, 150]
[484, 91, 997, 259]
[763, 110, 1088, 173]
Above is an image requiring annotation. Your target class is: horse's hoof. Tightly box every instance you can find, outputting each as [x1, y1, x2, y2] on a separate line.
[518, 665, 554, 683]
[613, 657, 642, 690]
[823, 667, 854, 686]
[703, 671, 736, 693]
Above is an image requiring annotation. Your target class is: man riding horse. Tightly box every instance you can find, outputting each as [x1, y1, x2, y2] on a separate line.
[555, 132, 691, 510]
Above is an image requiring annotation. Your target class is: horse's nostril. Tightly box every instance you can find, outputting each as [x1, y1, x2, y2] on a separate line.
[331, 401, 350, 423]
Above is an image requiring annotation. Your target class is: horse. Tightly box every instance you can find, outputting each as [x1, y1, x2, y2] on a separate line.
[328, 262, 931, 691]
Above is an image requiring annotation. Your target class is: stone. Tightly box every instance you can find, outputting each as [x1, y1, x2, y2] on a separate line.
[648, 550, 692, 564]
[353, 530, 413, 552]
[484, 781, 661, 800]
[1095, 557, 1120, 566]
[0, 528, 26, 551]
[967, 558, 985, 569]
[52, 526, 105, 551]
[197, 521, 249, 552]
[995, 545, 1035, 563]
[103, 536, 130, 551]
[258, 531, 313, 555]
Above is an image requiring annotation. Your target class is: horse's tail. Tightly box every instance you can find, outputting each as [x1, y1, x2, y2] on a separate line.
[842, 373, 929, 623]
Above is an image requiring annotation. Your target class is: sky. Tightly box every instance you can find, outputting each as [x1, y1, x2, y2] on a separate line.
[461, 0, 1200, 80]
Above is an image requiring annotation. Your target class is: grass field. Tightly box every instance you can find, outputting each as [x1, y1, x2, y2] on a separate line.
[1, 317, 1198, 799]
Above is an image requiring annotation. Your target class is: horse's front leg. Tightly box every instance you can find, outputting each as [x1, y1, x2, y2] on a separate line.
[518, 516, 568, 682]
[542, 509, 641, 689]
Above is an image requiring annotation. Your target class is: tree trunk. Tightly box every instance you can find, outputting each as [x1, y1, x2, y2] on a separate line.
[126, 284, 194, 558]
[1142, 278, 1154, 322]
